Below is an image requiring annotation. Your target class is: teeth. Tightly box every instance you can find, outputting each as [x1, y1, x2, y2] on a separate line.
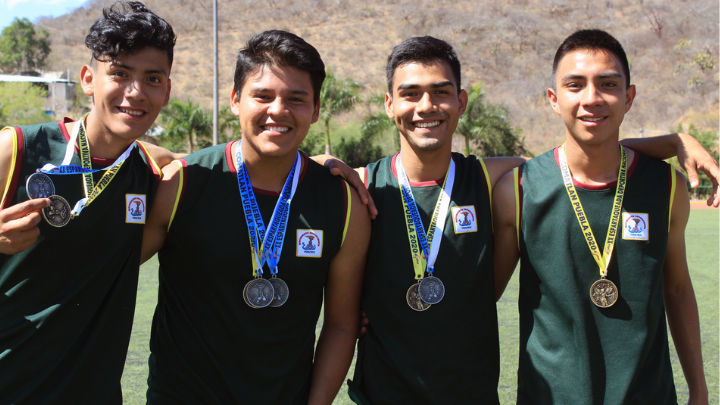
[120, 108, 143, 116]
[416, 121, 440, 128]
[265, 126, 289, 132]
[581, 117, 603, 122]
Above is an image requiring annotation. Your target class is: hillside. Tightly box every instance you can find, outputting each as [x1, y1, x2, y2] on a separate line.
[37, 0, 719, 155]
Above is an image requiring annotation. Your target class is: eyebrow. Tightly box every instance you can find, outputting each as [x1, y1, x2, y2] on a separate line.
[249, 87, 310, 96]
[396, 81, 455, 91]
[561, 72, 623, 82]
[110, 62, 168, 76]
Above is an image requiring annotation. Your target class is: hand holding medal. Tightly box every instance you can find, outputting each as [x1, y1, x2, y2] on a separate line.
[396, 153, 455, 311]
[558, 145, 627, 308]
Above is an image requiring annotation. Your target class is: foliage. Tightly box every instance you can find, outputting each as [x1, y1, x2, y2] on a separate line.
[0, 82, 48, 126]
[219, 106, 241, 142]
[678, 124, 718, 199]
[456, 84, 530, 158]
[158, 98, 212, 153]
[361, 92, 398, 151]
[298, 129, 325, 157]
[0, 18, 51, 74]
[334, 135, 384, 168]
[692, 53, 715, 72]
[319, 69, 361, 155]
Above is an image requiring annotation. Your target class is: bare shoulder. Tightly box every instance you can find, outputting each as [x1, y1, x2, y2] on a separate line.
[141, 142, 187, 167]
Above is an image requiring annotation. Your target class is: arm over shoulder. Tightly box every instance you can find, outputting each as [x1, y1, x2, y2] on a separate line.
[493, 169, 521, 301]
[141, 160, 182, 263]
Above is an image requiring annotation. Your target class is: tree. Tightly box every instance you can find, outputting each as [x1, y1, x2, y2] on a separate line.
[159, 99, 212, 153]
[0, 18, 51, 74]
[361, 92, 398, 150]
[219, 106, 241, 142]
[456, 84, 529, 158]
[0, 82, 48, 126]
[319, 69, 360, 155]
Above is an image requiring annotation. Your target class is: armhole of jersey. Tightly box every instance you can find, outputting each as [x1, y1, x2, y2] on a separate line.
[668, 166, 676, 232]
[478, 159, 493, 231]
[136, 141, 163, 180]
[341, 181, 352, 247]
[513, 167, 521, 250]
[168, 159, 186, 232]
[1, 127, 22, 210]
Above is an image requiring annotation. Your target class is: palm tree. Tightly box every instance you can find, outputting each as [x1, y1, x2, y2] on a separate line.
[160, 99, 212, 152]
[319, 69, 361, 155]
[456, 84, 529, 157]
[361, 92, 398, 150]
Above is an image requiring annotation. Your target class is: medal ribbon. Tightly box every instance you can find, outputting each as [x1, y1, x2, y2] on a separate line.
[558, 145, 627, 278]
[38, 114, 136, 216]
[395, 153, 455, 280]
[235, 141, 300, 277]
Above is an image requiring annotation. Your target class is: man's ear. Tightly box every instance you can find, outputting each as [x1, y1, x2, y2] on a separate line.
[311, 98, 320, 124]
[624, 84, 636, 113]
[384, 92, 395, 119]
[547, 88, 560, 115]
[80, 65, 95, 97]
[458, 88, 468, 116]
[163, 79, 172, 107]
[230, 89, 241, 117]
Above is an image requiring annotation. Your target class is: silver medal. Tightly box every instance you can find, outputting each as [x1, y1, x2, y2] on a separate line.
[269, 277, 289, 307]
[418, 276, 445, 305]
[243, 278, 275, 309]
[26, 173, 55, 199]
[406, 283, 431, 312]
[42, 195, 72, 227]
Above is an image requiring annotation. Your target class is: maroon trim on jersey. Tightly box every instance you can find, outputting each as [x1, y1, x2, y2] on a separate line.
[225, 140, 308, 196]
[517, 165, 524, 254]
[552, 146, 638, 190]
[136, 142, 162, 181]
[178, 159, 188, 207]
[2, 127, 25, 209]
[390, 153, 449, 187]
[59, 117, 122, 166]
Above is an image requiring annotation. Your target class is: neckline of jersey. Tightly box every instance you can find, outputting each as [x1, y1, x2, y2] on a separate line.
[58, 117, 121, 167]
[390, 153, 455, 187]
[552, 146, 638, 191]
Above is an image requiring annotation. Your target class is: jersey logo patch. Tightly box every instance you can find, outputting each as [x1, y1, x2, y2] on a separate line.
[451, 205, 477, 234]
[126, 194, 146, 224]
[622, 212, 649, 240]
[297, 230, 323, 258]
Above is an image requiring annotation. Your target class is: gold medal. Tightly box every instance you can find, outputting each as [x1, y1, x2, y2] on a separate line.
[406, 283, 431, 312]
[589, 278, 618, 308]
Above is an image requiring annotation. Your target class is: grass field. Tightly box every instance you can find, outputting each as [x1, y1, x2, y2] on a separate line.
[121, 210, 719, 404]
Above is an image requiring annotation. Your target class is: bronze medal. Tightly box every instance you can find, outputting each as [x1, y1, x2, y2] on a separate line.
[406, 283, 431, 312]
[42, 195, 72, 227]
[590, 279, 618, 308]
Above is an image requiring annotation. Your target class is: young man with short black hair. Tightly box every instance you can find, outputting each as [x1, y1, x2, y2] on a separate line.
[493, 29, 709, 404]
[141, 30, 370, 405]
[0, 1, 179, 403]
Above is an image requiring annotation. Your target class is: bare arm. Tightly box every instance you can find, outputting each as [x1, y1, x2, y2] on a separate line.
[311, 154, 378, 219]
[308, 185, 371, 405]
[141, 160, 181, 263]
[492, 170, 521, 301]
[620, 133, 719, 207]
[482, 156, 529, 189]
[663, 170, 708, 405]
[0, 128, 50, 255]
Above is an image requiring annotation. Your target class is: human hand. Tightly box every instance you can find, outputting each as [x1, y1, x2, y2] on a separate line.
[325, 158, 378, 219]
[675, 133, 719, 207]
[0, 198, 50, 254]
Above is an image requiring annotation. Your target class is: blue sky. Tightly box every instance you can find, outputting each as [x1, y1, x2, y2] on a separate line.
[0, 0, 87, 31]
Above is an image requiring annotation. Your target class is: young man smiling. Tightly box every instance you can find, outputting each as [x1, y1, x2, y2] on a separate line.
[0, 1, 179, 403]
[319, 36, 718, 405]
[140, 30, 370, 405]
[493, 29, 709, 404]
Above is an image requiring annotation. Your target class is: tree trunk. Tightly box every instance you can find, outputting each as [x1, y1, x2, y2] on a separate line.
[324, 118, 331, 155]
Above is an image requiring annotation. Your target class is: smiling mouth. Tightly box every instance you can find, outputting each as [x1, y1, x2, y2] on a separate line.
[118, 107, 145, 116]
[263, 126, 290, 132]
[579, 117, 605, 122]
[415, 121, 441, 128]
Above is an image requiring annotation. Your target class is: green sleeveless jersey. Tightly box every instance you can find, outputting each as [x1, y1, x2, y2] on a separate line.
[349, 153, 499, 405]
[516, 148, 677, 405]
[147, 141, 351, 405]
[0, 119, 161, 404]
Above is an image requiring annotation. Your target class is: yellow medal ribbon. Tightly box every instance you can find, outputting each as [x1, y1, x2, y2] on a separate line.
[73, 114, 126, 215]
[558, 144, 627, 278]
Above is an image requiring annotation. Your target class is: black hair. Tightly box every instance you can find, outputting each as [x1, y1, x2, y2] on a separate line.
[385, 36, 462, 95]
[234, 30, 326, 104]
[551, 29, 630, 89]
[85, 1, 176, 67]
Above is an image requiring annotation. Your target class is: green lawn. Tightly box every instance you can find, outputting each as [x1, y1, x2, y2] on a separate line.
[122, 210, 719, 404]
